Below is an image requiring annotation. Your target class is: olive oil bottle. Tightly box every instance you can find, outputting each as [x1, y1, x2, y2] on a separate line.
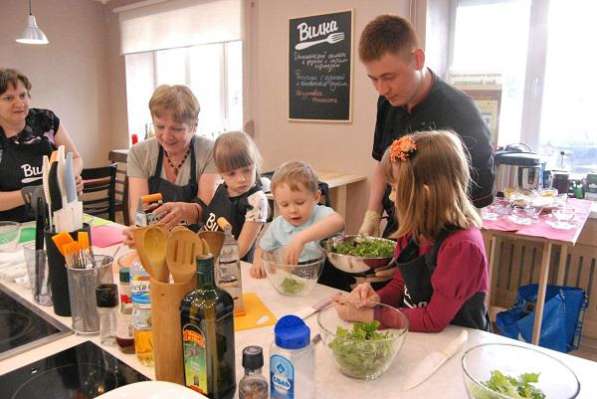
[181, 254, 236, 399]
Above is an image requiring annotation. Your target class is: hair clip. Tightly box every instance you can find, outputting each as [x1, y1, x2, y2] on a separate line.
[390, 136, 417, 162]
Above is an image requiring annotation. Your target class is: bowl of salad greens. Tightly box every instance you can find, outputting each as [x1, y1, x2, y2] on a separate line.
[262, 248, 324, 296]
[322, 235, 395, 274]
[462, 343, 580, 399]
[317, 303, 408, 380]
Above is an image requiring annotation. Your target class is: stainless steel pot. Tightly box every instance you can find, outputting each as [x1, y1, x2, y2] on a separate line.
[495, 151, 542, 193]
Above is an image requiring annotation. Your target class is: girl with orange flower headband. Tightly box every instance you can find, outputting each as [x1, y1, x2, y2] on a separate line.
[333, 130, 490, 333]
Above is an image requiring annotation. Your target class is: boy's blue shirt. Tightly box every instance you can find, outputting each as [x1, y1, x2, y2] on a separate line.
[259, 204, 334, 261]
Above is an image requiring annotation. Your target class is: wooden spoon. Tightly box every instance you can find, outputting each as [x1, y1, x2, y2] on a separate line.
[141, 225, 170, 283]
[132, 227, 157, 279]
[198, 230, 225, 258]
[167, 228, 203, 283]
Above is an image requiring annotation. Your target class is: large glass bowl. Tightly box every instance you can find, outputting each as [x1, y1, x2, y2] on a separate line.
[0, 221, 20, 252]
[321, 235, 395, 274]
[461, 343, 580, 399]
[317, 303, 408, 380]
[262, 248, 324, 296]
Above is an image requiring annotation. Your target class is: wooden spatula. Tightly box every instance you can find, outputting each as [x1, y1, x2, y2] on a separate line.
[167, 228, 203, 283]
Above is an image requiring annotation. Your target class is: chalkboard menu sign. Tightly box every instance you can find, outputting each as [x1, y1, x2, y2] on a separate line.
[289, 10, 353, 122]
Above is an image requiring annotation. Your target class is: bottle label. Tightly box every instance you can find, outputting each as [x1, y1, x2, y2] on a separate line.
[131, 272, 150, 305]
[183, 324, 208, 395]
[270, 354, 294, 399]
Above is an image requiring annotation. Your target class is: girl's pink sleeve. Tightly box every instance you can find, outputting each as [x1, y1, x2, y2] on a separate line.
[397, 238, 488, 332]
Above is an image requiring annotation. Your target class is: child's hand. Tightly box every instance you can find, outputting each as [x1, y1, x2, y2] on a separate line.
[122, 227, 136, 248]
[250, 260, 266, 279]
[333, 295, 374, 323]
[348, 283, 380, 308]
[284, 235, 306, 265]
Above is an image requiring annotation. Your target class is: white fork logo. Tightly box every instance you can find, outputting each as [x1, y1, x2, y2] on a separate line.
[295, 32, 345, 51]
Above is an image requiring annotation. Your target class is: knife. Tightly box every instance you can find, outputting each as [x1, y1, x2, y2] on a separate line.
[42, 155, 52, 229]
[64, 152, 77, 203]
[48, 161, 62, 211]
[295, 296, 334, 320]
[403, 330, 469, 391]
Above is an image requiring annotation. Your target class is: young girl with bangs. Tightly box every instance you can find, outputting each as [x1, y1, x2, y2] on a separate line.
[200, 131, 268, 262]
[334, 130, 489, 332]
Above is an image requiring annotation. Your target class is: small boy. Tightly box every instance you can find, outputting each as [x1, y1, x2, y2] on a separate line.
[250, 161, 344, 280]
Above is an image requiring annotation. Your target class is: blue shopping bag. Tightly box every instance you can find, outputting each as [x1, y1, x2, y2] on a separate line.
[496, 284, 587, 353]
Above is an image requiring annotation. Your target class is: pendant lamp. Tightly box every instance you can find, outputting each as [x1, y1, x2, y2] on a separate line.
[16, 0, 49, 45]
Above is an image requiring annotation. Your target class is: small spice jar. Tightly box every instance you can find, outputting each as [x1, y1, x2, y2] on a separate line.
[96, 283, 118, 346]
[239, 345, 268, 399]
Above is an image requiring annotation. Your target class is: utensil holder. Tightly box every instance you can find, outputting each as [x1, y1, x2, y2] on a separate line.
[45, 223, 90, 316]
[150, 276, 196, 384]
[66, 255, 114, 335]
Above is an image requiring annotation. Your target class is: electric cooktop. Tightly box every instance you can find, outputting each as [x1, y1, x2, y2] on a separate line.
[0, 284, 71, 361]
[0, 340, 150, 398]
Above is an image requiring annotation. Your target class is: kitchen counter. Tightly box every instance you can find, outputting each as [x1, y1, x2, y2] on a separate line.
[2, 243, 597, 398]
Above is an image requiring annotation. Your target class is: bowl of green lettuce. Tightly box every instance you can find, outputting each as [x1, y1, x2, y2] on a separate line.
[462, 343, 580, 399]
[322, 235, 395, 274]
[261, 248, 324, 296]
[317, 303, 408, 380]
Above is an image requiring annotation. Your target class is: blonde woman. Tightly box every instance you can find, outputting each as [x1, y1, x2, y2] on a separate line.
[126, 85, 218, 232]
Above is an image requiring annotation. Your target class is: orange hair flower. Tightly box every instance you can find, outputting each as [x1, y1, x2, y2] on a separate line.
[389, 136, 417, 162]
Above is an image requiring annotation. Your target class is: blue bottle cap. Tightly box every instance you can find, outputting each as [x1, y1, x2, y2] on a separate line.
[274, 315, 310, 349]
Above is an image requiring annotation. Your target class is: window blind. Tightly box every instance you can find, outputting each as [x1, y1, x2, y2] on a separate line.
[118, 0, 241, 55]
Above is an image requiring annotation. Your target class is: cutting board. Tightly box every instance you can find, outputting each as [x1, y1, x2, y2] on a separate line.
[234, 292, 277, 331]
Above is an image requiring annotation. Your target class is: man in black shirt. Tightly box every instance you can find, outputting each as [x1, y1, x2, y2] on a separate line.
[358, 15, 495, 237]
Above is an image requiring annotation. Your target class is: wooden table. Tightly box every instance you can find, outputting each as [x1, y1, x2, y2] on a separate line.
[265, 169, 366, 219]
[483, 199, 593, 345]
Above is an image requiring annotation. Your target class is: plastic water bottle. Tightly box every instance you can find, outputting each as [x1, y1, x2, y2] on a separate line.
[270, 315, 315, 399]
[130, 253, 153, 366]
[216, 217, 245, 315]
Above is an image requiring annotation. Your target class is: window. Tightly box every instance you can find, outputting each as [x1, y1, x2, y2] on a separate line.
[117, 0, 242, 142]
[449, 0, 597, 176]
[124, 41, 243, 141]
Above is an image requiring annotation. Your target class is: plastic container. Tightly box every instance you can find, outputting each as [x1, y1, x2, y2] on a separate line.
[96, 283, 118, 346]
[239, 346, 268, 399]
[270, 315, 314, 399]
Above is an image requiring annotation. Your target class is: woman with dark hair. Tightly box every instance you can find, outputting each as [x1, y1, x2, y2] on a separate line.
[0, 68, 83, 222]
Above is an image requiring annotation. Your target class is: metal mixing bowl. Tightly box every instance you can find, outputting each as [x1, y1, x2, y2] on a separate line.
[321, 235, 395, 274]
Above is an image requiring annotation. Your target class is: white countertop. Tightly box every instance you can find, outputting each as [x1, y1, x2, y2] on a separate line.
[2, 243, 597, 398]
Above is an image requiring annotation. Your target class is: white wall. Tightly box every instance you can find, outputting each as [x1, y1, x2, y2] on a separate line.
[245, 0, 411, 232]
[0, 0, 112, 167]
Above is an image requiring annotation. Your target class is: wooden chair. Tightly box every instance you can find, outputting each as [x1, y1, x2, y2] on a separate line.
[81, 164, 117, 222]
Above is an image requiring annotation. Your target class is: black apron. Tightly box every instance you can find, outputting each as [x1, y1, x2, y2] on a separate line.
[148, 138, 198, 204]
[0, 132, 54, 222]
[199, 177, 263, 262]
[396, 228, 489, 330]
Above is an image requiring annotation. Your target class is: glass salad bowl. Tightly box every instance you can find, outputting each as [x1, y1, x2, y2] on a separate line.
[262, 248, 324, 296]
[461, 343, 580, 399]
[317, 303, 408, 380]
[321, 235, 395, 274]
[0, 221, 20, 252]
